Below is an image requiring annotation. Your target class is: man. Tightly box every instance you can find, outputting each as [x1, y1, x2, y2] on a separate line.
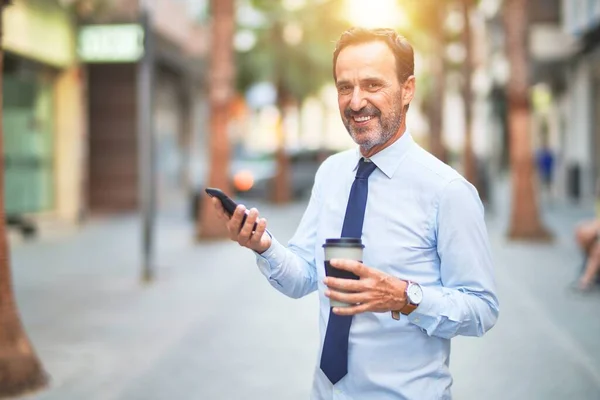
[211, 27, 499, 399]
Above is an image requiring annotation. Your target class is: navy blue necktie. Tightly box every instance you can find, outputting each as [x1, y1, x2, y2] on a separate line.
[320, 158, 377, 384]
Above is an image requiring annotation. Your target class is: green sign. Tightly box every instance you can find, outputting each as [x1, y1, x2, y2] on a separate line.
[78, 24, 144, 63]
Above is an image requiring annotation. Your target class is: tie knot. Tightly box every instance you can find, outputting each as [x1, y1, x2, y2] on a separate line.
[356, 158, 377, 179]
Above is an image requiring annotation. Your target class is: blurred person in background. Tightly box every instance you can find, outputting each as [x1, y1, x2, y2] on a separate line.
[535, 123, 555, 204]
[211, 27, 498, 399]
[574, 177, 600, 291]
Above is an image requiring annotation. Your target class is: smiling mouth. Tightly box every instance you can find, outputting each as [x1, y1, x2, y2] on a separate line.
[353, 115, 375, 123]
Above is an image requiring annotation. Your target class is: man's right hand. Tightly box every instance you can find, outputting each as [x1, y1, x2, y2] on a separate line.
[211, 197, 272, 254]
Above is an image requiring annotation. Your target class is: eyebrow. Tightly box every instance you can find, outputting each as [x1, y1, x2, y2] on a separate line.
[336, 76, 384, 87]
[362, 77, 384, 84]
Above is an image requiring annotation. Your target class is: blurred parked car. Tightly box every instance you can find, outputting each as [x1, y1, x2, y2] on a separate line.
[190, 148, 335, 221]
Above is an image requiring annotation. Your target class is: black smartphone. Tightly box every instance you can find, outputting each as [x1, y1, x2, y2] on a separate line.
[205, 187, 257, 230]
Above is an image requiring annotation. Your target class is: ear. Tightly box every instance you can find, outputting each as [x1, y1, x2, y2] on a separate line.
[402, 76, 416, 109]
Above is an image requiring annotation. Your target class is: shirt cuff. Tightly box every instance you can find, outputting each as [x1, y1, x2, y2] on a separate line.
[406, 285, 445, 334]
[254, 234, 287, 279]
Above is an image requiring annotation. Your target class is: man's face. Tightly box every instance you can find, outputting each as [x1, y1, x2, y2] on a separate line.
[335, 41, 411, 153]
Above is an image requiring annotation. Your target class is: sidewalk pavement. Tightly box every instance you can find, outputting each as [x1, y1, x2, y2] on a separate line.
[452, 182, 600, 399]
[8, 184, 600, 400]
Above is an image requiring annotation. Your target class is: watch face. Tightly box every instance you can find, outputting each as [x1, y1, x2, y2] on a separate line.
[407, 283, 423, 304]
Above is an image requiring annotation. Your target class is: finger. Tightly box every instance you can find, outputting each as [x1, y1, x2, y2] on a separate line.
[228, 205, 246, 239]
[324, 277, 364, 292]
[325, 289, 368, 305]
[329, 259, 367, 276]
[249, 217, 267, 246]
[238, 208, 259, 244]
[211, 198, 228, 220]
[332, 303, 371, 316]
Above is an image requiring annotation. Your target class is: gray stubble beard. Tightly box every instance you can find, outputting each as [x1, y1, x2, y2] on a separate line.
[345, 102, 404, 154]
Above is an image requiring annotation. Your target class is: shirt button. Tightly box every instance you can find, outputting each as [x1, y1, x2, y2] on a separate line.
[414, 317, 420, 323]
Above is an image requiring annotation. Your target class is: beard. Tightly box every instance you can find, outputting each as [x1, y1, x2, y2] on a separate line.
[342, 96, 404, 153]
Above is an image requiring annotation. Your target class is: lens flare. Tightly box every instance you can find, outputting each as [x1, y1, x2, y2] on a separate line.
[345, 0, 408, 29]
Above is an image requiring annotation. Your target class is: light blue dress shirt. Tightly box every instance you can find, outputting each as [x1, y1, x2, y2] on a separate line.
[255, 132, 499, 400]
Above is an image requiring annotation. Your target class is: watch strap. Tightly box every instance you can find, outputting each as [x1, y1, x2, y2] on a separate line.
[400, 302, 418, 315]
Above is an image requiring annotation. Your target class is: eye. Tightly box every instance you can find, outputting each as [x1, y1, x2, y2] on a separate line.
[338, 85, 352, 95]
[367, 82, 381, 91]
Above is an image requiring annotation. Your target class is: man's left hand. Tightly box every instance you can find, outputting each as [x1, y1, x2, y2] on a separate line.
[324, 259, 408, 316]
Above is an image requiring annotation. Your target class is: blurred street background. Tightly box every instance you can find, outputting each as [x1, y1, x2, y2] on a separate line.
[1, 0, 600, 399]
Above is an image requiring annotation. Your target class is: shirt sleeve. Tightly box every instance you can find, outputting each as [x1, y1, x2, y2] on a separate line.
[407, 178, 500, 339]
[253, 164, 325, 299]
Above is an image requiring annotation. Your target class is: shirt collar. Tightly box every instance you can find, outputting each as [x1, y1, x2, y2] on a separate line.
[352, 131, 414, 179]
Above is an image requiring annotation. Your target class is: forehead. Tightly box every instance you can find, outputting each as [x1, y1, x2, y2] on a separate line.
[335, 41, 397, 82]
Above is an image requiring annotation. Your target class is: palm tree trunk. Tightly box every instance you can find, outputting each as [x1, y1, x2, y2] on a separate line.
[0, 3, 48, 397]
[197, 0, 235, 239]
[462, 0, 476, 185]
[271, 81, 292, 204]
[271, 23, 292, 204]
[429, 4, 448, 163]
[503, 0, 551, 240]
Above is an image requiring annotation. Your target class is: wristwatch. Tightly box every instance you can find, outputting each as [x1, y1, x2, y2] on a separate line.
[391, 281, 423, 320]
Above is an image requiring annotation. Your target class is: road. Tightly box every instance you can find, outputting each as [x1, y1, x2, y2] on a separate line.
[8, 189, 600, 400]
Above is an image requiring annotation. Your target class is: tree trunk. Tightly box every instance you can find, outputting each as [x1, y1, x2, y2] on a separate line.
[197, 0, 235, 239]
[0, 5, 48, 397]
[462, 0, 476, 185]
[429, 4, 448, 163]
[272, 137, 292, 204]
[503, 0, 552, 241]
[271, 84, 292, 204]
[270, 23, 292, 204]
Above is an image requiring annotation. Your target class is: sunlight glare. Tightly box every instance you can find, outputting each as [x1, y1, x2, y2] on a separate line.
[346, 0, 408, 29]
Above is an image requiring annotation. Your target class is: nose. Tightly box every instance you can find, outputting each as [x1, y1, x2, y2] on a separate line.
[349, 87, 366, 111]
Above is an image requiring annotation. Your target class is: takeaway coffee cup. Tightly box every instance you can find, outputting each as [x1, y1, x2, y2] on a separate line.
[323, 238, 364, 308]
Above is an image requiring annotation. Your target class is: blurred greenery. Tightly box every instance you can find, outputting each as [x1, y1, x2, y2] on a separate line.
[236, 0, 350, 102]
[233, 0, 482, 110]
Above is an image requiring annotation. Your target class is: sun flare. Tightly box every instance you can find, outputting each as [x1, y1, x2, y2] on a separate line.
[345, 0, 408, 29]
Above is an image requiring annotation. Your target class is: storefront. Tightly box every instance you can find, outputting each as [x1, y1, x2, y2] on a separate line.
[154, 67, 188, 210]
[561, 0, 600, 200]
[2, 0, 84, 224]
[2, 55, 55, 215]
[80, 22, 195, 214]
[590, 54, 600, 189]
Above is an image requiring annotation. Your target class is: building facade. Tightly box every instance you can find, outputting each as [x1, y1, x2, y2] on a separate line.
[2, 0, 209, 231]
[79, 0, 208, 214]
[480, 0, 600, 202]
[3, 0, 85, 225]
[561, 0, 600, 200]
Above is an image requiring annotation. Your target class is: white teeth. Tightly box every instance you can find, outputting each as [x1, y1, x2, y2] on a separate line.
[354, 116, 373, 122]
